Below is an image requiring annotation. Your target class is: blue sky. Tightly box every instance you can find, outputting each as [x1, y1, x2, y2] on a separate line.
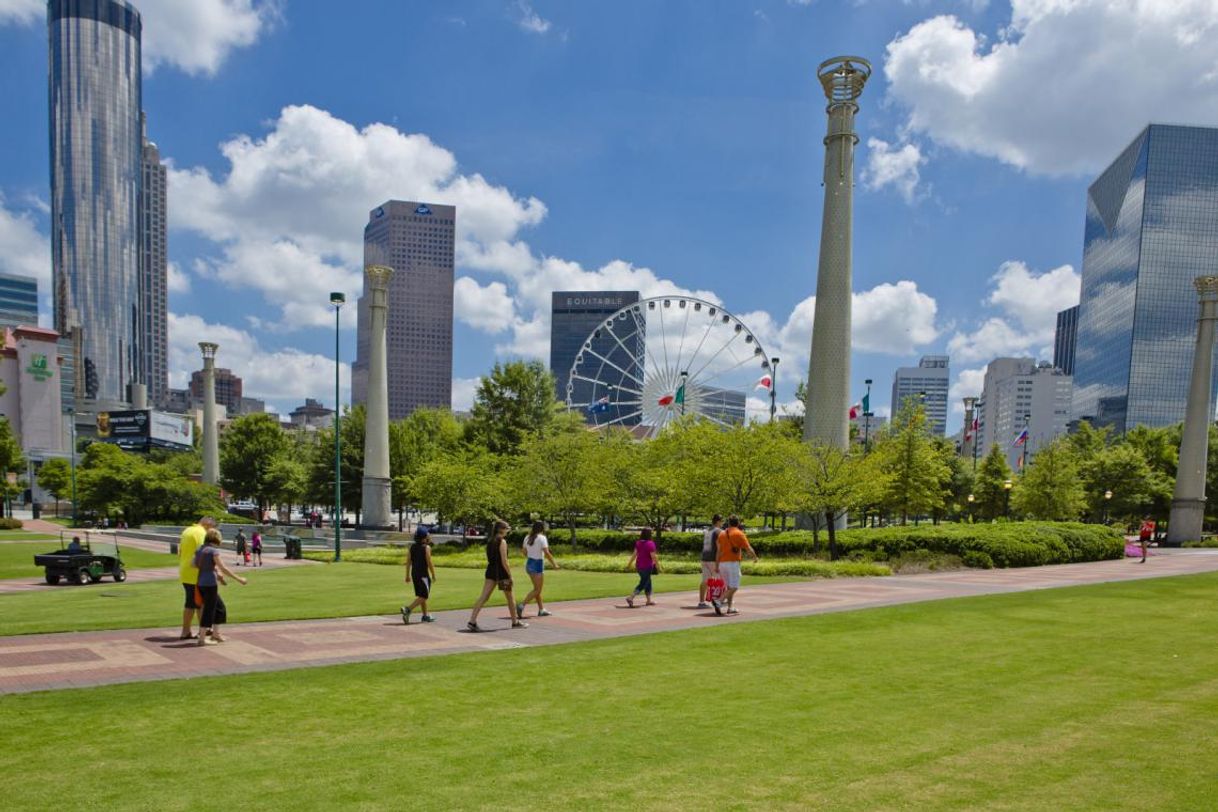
[1, 0, 1214, 422]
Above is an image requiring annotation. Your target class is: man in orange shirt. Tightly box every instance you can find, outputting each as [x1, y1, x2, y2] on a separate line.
[713, 515, 759, 615]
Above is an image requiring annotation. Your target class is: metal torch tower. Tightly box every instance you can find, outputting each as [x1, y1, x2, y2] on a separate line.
[803, 57, 871, 450]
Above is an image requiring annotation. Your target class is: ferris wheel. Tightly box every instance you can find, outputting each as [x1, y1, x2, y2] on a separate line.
[565, 295, 773, 437]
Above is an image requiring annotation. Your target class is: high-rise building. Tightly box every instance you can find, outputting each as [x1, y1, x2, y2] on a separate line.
[549, 291, 641, 424]
[139, 115, 168, 408]
[977, 358, 1072, 471]
[353, 200, 455, 419]
[1054, 305, 1079, 376]
[289, 397, 334, 429]
[49, 0, 144, 405]
[697, 386, 747, 426]
[189, 367, 242, 416]
[0, 273, 39, 327]
[1072, 125, 1218, 432]
[890, 355, 950, 436]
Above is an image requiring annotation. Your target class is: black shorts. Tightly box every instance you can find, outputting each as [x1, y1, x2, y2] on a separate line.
[182, 583, 200, 609]
[412, 577, 431, 599]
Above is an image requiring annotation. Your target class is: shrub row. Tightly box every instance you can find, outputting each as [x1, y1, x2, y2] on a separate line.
[0, 517, 23, 530]
[752, 522, 1123, 568]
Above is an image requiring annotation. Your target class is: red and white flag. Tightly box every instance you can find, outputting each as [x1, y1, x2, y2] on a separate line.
[848, 401, 862, 420]
[754, 374, 772, 391]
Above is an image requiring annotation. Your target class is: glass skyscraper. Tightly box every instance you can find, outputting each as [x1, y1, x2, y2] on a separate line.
[0, 272, 39, 327]
[49, 0, 143, 404]
[1053, 305, 1078, 376]
[1072, 125, 1218, 432]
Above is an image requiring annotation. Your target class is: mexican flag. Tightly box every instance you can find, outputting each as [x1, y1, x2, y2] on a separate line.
[675, 382, 686, 406]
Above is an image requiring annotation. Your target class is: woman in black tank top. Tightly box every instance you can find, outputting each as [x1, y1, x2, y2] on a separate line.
[467, 520, 526, 632]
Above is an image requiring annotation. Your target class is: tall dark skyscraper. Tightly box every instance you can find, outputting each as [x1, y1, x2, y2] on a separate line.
[549, 291, 641, 423]
[49, 0, 144, 405]
[1072, 125, 1218, 432]
[139, 115, 168, 408]
[353, 200, 455, 419]
[1054, 305, 1078, 376]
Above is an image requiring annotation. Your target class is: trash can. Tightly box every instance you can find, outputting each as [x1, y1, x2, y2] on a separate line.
[284, 535, 302, 560]
[31, 502, 41, 520]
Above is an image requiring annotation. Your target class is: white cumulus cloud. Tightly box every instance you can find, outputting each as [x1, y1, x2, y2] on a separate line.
[515, 1, 552, 34]
[0, 0, 39, 25]
[862, 137, 927, 203]
[884, 1, 1218, 175]
[0, 194, 50, 287]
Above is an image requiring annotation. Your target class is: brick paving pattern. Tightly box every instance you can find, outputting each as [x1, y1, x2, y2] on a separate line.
[2, 550, 1216, 695]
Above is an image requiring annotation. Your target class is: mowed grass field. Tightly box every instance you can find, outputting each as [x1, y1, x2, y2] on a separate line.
[0, 560, 764, 636]
[0, 540, 176, 580]
[4, 573, 1218, 810]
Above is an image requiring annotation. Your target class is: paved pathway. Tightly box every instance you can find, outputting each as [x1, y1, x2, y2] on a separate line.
[2, 550, 1217, 695]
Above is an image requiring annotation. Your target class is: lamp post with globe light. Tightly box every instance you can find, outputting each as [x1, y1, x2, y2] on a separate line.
[330, 291, 345, 561]
[1003, 479, 1013, 519]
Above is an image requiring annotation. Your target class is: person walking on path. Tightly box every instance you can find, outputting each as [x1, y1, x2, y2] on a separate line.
[402, 526, 437, 624]
[250, 530, 263, 567]
[193, 528, 247, 645]
[713, 516, 758, 616]
[177, 516, 215, 640]
[468, 520, 527, 632]
[1138, 516, 1156, 563]
[234, 529, 248, 566]
[625, 527, 660, 608]
[698, 515, 723, 609]
[517, 521, 560, 618]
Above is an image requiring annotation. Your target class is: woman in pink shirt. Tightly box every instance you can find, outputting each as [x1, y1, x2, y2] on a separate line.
[625, 527, 660, 607]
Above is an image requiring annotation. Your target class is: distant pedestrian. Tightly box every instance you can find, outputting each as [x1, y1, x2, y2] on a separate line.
[250, 530, 263, 567]
[468, 520, 527, 632]
[1139, 515, 1156, 563]
[517, 520, 560, 618]
[234, 529, 248, 566]
[698, 515, 723, 609]
[713, 515, 758, 615]
[177, 516, 216, 640]
[193, 528, 247, 645]
[402, 526, 437, 624]
[625, 527, 660, 608]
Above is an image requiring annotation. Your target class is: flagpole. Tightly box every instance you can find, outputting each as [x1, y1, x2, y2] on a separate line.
[1020, 413, 1030, 471]
[863, 378, 872, 453]
[769, 357, 780, 422]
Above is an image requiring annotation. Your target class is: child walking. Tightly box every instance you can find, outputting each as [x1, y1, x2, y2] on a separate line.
[250, 530, 263, 567]
[625, 527, 659, 607]
[402, 526, 437, 624]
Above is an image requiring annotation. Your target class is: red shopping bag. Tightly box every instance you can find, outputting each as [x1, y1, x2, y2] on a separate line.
[706, 577, 726, 603]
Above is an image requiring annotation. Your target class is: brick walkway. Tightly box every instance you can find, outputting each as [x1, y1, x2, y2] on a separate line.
[2, 550, 1216, 695]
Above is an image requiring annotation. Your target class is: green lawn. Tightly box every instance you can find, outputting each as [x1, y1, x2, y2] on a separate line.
[0, 542, 177, 580]
[0, 531, 59, 541]
[3, 573, 1218, 810]
[0, 561, 753, 635]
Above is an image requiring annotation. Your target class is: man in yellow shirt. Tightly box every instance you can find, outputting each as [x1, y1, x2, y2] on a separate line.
[179, 516, 216, 639]
[713, 515, 759, 616]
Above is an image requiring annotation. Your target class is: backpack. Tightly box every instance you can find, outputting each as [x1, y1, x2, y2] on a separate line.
[702, 527, 720, 557]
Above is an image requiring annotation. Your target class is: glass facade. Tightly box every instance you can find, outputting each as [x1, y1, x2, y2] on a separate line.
[1053, 305, 1078, 376]
[140, 126, 168, 408]
[550, 291, 641, 425]
[0, 272, 39, 327]
[1073, 125, 1218, 431]
[354, 200, 455, 419]
[49, 0, 143, 403]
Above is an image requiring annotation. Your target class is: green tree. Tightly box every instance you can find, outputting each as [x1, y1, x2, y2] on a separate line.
[682, 421, 800, 520]
[1012, 439, 1085, 520]
[219, 413, 288, 516]
[794, 443, 884, 559]
[390, 407, 464, 523]
[973, 445, 1014, 521]
[76, 443, 222, 525]
[509, 418, 608, 545]
[410, 449, 504, 529]
[1081, 443, 1172, 524]
[464, 360, 560, 455]
[606, 427, 696, 536]
[872, 400, 951, 524]
[306, 405, 366, 522]
[36, 457, 72, 517]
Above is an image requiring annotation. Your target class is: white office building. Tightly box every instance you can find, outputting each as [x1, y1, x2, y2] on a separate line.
[976, 359, 1073, 471]
[891, 355, 949, 436]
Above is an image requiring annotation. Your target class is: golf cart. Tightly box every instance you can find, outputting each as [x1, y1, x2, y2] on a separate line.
[34, 530, 128, 586]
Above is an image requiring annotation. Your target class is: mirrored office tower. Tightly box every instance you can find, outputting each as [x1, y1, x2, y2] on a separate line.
[353, 201, 455, 419]
[1072, 125, 1218, 432]
[49, 0, 143, 405]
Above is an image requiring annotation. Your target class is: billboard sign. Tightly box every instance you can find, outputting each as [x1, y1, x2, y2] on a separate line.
[96, 410, 193, 452]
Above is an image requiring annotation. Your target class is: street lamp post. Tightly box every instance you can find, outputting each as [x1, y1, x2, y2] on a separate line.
[680, 370, 689, 417]
[68, 416, 77, 527]
[1103, 489, 1113, 525]
[967, 493, 975, 524]
[769, 357, 780, 422]
[863, 378, 873, 453]
[331, 291, 346, 561]
[1003, 479, 1013, 520]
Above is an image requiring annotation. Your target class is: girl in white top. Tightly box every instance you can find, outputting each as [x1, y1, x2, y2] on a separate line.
[517, 520, 559, 618]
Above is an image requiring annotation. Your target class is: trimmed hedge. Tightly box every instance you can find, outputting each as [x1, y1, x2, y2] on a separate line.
[753, 522, 1123, 568]
[0, 518, 22, 530]
[505, 529, 707, 553]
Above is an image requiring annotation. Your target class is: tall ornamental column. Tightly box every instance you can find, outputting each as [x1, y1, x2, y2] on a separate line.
[1166, 276, 1218, 545]
[199, 342, 219, 486]
[360, 264, 394, 529]
[803, 57, 872, 451]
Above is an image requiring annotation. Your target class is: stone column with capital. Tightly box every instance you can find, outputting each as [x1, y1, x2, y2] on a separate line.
[1166, 276, 1218, 545]
[199, 342, 220, 486]
[804, 57, 871, 451]
[360, 264, 394, 529]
